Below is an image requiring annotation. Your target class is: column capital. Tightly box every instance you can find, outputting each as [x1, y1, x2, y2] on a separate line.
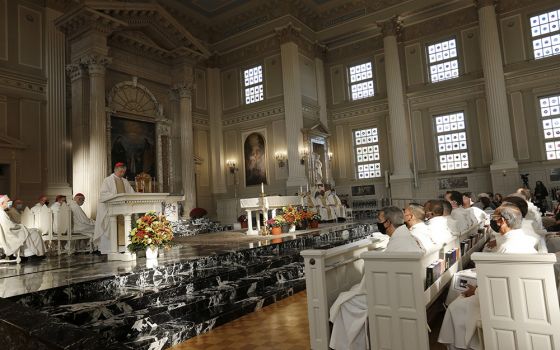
[475, 0, 496, 10]
[65, 63, 86, 82]
[313, 42, 327, 60]
[172, 82, 195, 98]
[377, 16, 402, 38]
[275, 23, 301, 45]
[80, 55, 111, 76]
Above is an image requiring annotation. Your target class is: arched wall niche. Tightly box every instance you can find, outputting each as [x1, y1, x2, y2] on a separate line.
[106, 78, 172, 192]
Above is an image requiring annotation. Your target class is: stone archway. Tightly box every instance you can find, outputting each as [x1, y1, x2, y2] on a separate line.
[106, 78, 172, 192]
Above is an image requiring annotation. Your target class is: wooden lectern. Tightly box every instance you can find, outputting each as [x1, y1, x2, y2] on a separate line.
[102, 193, 183, 261]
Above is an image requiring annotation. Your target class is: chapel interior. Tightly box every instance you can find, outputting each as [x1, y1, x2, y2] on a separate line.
[1, 0, 560, 349]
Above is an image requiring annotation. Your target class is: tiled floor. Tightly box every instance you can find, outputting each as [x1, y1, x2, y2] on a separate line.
[171, 291, 312, 350]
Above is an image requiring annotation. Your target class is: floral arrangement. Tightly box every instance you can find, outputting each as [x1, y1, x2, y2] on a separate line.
[127, 211, 174, 252]
[310, 211, 321, 222]
[280, 205, 316, 225]
[189, 207, 207, 219]
[267, 215, 285, 227]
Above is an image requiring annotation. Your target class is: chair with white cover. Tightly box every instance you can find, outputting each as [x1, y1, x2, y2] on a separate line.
[38, 205, 53, 242]
[21, 207, 34, 228]
[345, 208, 354, 222]
[53, 203, 91, 255]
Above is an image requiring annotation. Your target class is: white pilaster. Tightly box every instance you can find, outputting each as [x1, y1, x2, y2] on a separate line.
[173, 82, 196, 215]
[379, 18, 413, 198]
[207, 66, 227, 194]
[84, 55, 110, 219]
[45, 8, 70, 197]
[278, 25, 307, 188]
[477, 0, 518, 193]
[314, 49, 328, 127]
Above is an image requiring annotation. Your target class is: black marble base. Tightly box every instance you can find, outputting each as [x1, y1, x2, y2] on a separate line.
[0, 223, 374, 349]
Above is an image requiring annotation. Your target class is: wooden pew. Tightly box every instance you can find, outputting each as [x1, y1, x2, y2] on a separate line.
[301, 235, 387, 350]
[473, 252, 560, 350]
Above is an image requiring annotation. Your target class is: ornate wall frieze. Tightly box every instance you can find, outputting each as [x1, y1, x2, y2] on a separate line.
[222, 103, 284, 126]
[329, 102, 389, 121]
[193, 113, 209, 127]
[0, 71, 46, 95]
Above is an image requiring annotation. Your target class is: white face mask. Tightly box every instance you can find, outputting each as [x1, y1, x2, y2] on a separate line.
[6, 201, 12, 208]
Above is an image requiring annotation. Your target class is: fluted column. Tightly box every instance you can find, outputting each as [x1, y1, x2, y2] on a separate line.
[278, 24, 307, 188]
[66, 63, 91, 215]
[379, 18, 413, 199]
[314, 44, 328, 127]
[207, 65, 227, 194]
[83, 55, 110, 219]
[45, 8, 70, 197]
[477, 0, 518, 192]
[173, 82, 196, 215]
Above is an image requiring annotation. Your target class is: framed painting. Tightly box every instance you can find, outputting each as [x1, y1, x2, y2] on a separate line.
[243, 131, 267, 186]
[110, 116, 156, 179]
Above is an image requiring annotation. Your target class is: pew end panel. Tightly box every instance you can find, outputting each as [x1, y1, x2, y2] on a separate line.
[473, 252, 560, 350]
[301, 236, 385, 350]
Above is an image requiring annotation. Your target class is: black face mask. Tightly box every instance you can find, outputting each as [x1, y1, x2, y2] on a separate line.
[44, 201, 50, 206]
[377, 220, 387, 234]
[490, 219, 501, 233]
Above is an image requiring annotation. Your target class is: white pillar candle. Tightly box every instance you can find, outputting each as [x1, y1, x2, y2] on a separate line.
[261, 182, 264, 194]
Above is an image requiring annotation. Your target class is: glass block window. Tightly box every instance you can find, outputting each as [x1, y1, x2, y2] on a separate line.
[349, 62, 375, 101]
[427, 38, 459, 83]
[434, 112, 469, 171]
[530, 8, 560, 59]
[540, 94, 560, 159]
[353, 127, 381, 179]
[243, 65, 264, 104]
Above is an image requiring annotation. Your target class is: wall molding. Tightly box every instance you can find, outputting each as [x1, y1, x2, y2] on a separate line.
[0, 69, 46, 95]
[329, 101, 389, 121]
[223, 102, 284, 126]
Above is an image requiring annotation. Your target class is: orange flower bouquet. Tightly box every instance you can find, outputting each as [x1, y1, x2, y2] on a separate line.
[127, 211, 174, 252]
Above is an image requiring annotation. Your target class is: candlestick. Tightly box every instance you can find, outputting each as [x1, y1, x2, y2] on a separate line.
[299, 186, 302, 194]
[261, 182, 264, 194]
[306, 183, 309, 192]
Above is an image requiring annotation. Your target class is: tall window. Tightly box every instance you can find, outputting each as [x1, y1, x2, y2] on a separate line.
[348, 62, 374, 101]
[540, 94, 560, 160]
[434, 112, 469, 171]
[243, 65, 263, 104]
[427, 38, 459, 83]
[353, 127, 381, 179]
[530, 8, 560, 59]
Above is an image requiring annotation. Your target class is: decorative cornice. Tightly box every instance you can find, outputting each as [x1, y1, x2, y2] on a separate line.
[193, 114, 209, 127]
[313, 42, 327, 60]
[0, 70, 46, 95]
[329, 102, 389, 121]
[223, 103, 284, 126]
[407, 83, 485, 106]
[55, 5, 127, 40]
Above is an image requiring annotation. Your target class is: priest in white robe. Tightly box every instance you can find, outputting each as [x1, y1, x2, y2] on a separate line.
[438, 204, 537, 350]
[93, 163, 134, 254]
[404, 202, 437, 252]
[69, 193, 95, 235]
[446, 191, 475, 233]
[327, 189, 346, 219]
[0, 195, 45, 257]
[30, 195, 49, 221]
[442, 200, 460, 236]
[329, 206, 422, 350]
[424, 199, 454, 245]
[516, 187, 544, 230]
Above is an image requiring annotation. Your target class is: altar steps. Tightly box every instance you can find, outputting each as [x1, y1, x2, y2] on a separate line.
[3, 224, 373, 350]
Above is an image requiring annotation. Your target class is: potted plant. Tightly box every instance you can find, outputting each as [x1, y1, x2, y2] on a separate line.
[266, 215, 284, 235]
[238, 214, 248, 229]
[127, 211, 174, 266]
[310, 212, 321, 228]
[189, 207, 207, 219]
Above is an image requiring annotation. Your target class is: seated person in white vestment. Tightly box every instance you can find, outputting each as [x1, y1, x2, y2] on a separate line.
[50, 195, 67, 214]
[424, 200, 454, 245]
[463, 192, 487, 229]
[326, 189, 346, 219]
[446, 191, 476, 233]
[442, 200, 460, 236]
[0, 195, 45, 258]
[69, 193, 95, 235]
[30, 195, 50, 217]
[6, 199, 24, 224]
[438, 204, 537, 350]
[404, 203, 437, 252]
[94, 162, 135, 254]
[329, 206, 423, 350]
[516, 187, 544, 231]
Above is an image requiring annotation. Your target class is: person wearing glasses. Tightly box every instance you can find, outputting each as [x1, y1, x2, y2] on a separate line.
[439, 204, 537, 350]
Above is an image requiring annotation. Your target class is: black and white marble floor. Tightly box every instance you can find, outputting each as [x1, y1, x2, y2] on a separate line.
[0, 222, 375, 350]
